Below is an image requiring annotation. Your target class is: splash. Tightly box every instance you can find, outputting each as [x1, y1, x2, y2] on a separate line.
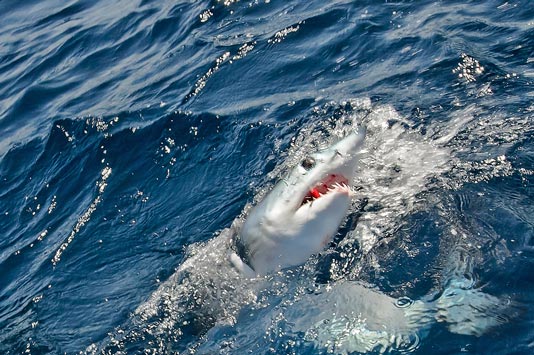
[86, 98, 525, 354]
[52, 166, 112, 266]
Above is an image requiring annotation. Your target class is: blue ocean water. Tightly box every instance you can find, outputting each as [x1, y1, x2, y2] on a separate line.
[0, 0, 533, 354]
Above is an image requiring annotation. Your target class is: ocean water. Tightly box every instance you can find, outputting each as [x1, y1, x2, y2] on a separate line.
[0, 0, 533, 354]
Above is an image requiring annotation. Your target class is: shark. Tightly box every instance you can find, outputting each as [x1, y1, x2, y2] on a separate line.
[121, 124, 515, 355]
[226, 126, 514, 353]
[231, 127, 366, 276]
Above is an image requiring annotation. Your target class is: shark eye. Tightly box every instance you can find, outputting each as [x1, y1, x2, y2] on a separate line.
[301, 157, 316, 170]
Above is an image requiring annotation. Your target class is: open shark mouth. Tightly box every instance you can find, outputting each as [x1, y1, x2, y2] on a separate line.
[301, 174, 351, 206]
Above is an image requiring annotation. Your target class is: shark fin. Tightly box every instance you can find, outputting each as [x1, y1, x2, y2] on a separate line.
[229, 252, 256, 278]
[435, 279, 514, 336]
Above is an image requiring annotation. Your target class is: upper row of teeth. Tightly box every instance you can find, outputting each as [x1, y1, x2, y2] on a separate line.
[317, 183, 356, 196]
[330, 182, 348, 190]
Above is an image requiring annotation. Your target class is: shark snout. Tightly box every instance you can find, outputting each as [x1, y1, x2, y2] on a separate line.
[333, 126, 366, 156]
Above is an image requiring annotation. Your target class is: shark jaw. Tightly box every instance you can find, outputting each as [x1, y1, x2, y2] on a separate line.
[236, 128, 366, 275]
[300, 173, 353, 207]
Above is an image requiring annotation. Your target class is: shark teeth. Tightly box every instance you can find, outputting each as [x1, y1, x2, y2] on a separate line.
[301, 175, 355, 206]
[328, 182, 355, 196]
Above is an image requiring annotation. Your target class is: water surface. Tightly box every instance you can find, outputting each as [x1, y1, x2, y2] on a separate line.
[0, 0, 532, 354]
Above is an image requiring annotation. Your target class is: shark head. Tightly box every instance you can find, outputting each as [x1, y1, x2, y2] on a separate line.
[236, 128, 366, 275]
